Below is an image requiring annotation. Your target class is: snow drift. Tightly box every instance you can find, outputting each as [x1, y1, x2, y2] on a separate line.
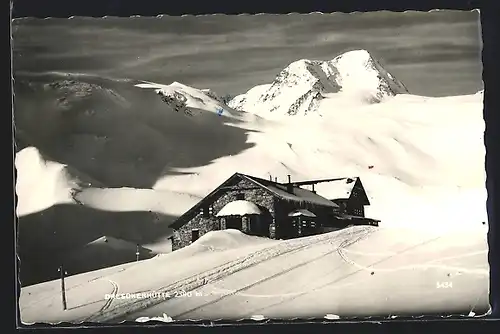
[194, 229, 275, 251]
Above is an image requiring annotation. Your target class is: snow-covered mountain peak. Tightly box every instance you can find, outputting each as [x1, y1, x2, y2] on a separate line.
[332, 49, 373, 67]
[228, 58, 341, 117]
[229, 49, 409, 116]
[273, 58, 342, 93]
[329, 49, 408, 102]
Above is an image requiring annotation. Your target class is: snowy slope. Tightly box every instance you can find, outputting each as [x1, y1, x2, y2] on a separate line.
[151, 90, 486, 230]
[229, 50, 409, 116]
[15, 146, 199, 218]
[15, 146, 200, 285]
[15, 147, 94, 217]
[19, 227, 489, 323]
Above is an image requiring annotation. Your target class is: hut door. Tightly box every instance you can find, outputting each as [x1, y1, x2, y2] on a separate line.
[248, 216, 261, 236]
[226, 217, 242, 230]
[191, 229, 200, 242]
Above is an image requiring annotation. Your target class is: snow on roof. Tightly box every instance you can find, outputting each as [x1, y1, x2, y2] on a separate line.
[216, 200, 262, 217]
[172, 173, 341, 230]
[288, 209, 317, 218]
[243, 175, 339, 208]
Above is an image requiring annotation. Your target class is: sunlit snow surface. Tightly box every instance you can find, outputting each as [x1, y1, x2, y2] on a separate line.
[19, 227, 489, 323]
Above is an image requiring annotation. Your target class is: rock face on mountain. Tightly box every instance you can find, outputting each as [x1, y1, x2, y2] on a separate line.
[136, 81, 233, 117]
[229, 49, 409, 116]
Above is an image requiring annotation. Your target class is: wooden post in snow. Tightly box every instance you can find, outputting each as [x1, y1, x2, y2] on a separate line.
[136, 244, 140, 262]
[58, 265, 67, 310]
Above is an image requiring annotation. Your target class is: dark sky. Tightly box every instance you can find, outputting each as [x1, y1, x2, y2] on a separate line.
[13, 10, 482, 97]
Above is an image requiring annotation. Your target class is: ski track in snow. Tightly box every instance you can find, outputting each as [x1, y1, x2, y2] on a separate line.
[20, 267, 131, 312]
[168, 228, 374, 319]
[103, 281, 119, 310]
[82, 280, 119, 322]
[336, 242, 487, 276]
[85, 228, 372, 322]
[232, 235, 471, 318]
[118, 227, 487, 321]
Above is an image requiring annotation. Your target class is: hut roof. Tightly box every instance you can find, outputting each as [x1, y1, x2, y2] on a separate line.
[171, 173, 344, 230]
[243, 174, 339, 208]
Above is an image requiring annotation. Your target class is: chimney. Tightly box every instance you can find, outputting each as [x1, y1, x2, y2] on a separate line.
[286, 174, 293, 193]
[275, 177, 278, 183]
[312, 184, 316, 193]
[269, 175, 272, 181]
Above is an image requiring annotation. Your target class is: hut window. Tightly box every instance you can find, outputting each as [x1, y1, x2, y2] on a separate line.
[311, 221, 316, 227]
[200, 206, 210, 217]
[236, 193, 245, 200]
[208, 206, 213, 215]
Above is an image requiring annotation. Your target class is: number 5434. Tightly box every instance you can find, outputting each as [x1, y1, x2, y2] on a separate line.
[436, 281, 453, 288]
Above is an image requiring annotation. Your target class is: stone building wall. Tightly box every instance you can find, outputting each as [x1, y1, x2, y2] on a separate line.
[172, 178, 276, 251]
